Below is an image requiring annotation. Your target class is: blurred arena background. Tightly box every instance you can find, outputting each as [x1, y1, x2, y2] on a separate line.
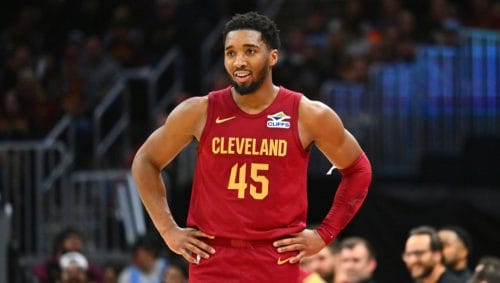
[0, 0, 499, 282]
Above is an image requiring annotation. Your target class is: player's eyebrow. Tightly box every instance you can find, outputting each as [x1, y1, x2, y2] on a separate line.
[225, 44, 260, 51]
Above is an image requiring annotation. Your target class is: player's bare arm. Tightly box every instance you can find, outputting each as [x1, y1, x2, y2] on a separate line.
[298, 96, 362, 169]
[273, 96, 365, 263]
[131, 96, 215, 263]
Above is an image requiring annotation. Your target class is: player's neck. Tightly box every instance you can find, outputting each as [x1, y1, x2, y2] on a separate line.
[231, 82, 279, 114]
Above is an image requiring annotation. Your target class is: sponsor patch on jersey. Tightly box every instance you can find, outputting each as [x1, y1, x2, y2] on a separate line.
[267, 111, 291, 129]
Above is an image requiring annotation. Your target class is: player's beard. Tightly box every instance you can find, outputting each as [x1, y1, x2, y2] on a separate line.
[231, 61, 269, 95]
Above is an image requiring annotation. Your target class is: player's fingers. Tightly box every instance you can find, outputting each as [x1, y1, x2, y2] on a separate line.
[289, 250, 306, 264]
[191, 230, 215, 239]
[189, 238, 216, 255]
[277, 243, 304, 253]
[273, 237, 298, 248]
[180, 249, 198, 264]
[185, 242, 213, 259]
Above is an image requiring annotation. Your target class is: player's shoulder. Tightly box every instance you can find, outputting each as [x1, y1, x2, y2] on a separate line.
[165, 95, 208, 139]
[170, 86, 230, 119]
[179, 95, 208, 107]
[298, 94, 336, 119]
[172, 95, 208, 117]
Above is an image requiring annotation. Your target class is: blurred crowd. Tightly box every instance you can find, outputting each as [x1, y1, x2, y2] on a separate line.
[299, 224, 500, 283]
[1, 0, 499, 140]
[0, 0, 222, 140]
[274, 0, 500, 99]
[33, 224, 500, 283]
[33, 228, 189, 283]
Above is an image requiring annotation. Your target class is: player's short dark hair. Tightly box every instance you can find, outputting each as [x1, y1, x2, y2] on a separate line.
[409, 225, 443, 252]
[223, 11, 281, 50]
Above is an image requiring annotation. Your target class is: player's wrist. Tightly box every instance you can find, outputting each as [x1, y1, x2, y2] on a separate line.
[157, 220, 179, 237]
[316, 225, 337, 246]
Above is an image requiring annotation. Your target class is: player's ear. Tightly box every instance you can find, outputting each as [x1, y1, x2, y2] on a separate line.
[269, 49, 279, 67]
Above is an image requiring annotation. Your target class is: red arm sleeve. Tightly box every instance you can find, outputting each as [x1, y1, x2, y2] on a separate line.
[316, 151, 372, 245]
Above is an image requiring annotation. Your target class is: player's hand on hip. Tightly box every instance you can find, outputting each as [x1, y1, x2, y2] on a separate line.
[164, 226, 215, 264]
[273, 229, 325, 264]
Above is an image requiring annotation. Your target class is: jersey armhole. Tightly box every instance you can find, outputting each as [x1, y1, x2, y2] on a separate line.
[198, 93, 214, 146]
[292, 93, 310, 157]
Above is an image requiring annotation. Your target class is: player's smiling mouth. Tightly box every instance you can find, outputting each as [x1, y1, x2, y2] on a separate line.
[234, 70, 251, 83]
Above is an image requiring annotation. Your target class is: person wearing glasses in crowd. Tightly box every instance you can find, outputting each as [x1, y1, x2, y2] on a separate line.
[402, 226, 461, 283]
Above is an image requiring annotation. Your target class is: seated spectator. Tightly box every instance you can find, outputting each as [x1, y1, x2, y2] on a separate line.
[58, 251, 92, 283]
[402, 225, 461, 283]
[301, 241, 339, 282]
[336, 236, 377, 283]
[101, 263, 121, 283]
[162, 257, 188, 283]
[467, 256, 500, 283]
[0, 90, 30, 139]
[34, 227, 103, 283]
[118, 235, 168, 283]
[298, 267, 327, 283]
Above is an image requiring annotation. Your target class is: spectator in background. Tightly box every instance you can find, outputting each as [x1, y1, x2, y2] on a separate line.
[336, 236, 377, 283]
[79, 35, 122, 114]
[395, 9, 418, 61]
[60, 33, 85, 117]
[1, 44, 61, 138]
[101, 263, 120, 283]
[118, 235, 168, 283]
[402, 226, 461, 283]
[298, 268, 327, 283]
[438, 226, 473, 282]
[104, 4, 145, 68]
[467, 256, 500, 283]
[62, 34, 122, 168]
[16, 60, 60, 137]
[58, 251, 92, 283]
[324, 0, 375, 82]
[144, 0, 177, 65]
[34, 227, 103, 283]
[161, 257, 188, 283]
[301, 241, 339, 282]
[1, 7, 44, 55]
[0, 90, 30, 139]
[463, 0, 500, 29]
[426, 0, 462, 45]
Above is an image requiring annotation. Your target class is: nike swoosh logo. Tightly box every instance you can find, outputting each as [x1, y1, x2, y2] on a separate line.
[216, 116, 236, 124]
[277, 257, 292, 265]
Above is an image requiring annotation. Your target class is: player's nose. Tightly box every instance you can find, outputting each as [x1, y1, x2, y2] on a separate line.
[233, 53, 247, 68]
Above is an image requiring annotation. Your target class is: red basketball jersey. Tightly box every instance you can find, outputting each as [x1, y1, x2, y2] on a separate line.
[186, 86, 310, 241]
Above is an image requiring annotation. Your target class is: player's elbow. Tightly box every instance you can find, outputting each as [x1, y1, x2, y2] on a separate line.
[131, 148, 157, 177]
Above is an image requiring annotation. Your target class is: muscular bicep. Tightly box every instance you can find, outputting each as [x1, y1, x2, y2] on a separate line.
[300, 99, 362, 169]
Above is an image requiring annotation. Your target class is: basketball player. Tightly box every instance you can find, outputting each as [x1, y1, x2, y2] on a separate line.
[132, 11, 372, 282]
